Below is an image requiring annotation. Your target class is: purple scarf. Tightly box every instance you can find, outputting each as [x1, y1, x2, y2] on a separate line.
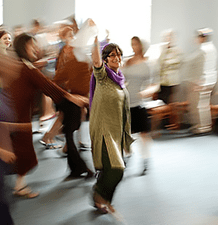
[89, 64, 125, 109]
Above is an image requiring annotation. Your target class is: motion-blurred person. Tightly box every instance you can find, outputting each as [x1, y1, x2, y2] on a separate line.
[52, 24, 93, 174]
[158, 29, 182, 104]
[0, 33, 89, 198]
[0, 123, 16, 225]
[40, 26, 76, 149]
[0, 30, 12, 55]
[0, 30, 12, 92]
[40, 25, 86, 149]
[30, 19, 58, 130]
[0, 149, 15, 225]
[90, 34, 134, 214]
[185, 31, 206, 133]
[193, 28, 217, 133]
[122, 36, 159, 175]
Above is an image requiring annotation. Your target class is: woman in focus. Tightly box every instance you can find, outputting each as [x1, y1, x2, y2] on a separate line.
[89, 36, 134, 213]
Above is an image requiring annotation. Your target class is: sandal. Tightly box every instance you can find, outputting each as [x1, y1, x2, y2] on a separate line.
[45, 143, 62, 149]
[94, 202, 109, 214]
[39, 140, 62, 149]
[13, 185, 39, 199]
[92, 191, 110, 214]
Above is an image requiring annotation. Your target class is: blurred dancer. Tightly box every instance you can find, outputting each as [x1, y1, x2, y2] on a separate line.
[186, 31, 205, 133]
[53, 24, 93, 174]
[122, 36, 159, 175]
[0, 123, 16, 225]
[191, 28, 217, 134]
[158, 29, 182, 104]
[0, 33, 90, 198]
[0, 30, 12, 55]
[41, 22, 93, 158]
[90, 34, 134, 213]
[0, 30, 12, 93]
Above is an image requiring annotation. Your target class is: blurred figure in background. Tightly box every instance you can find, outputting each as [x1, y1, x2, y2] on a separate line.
[52, 23, 93, 173]
[41, 19, 94, 158]
[39, 26, 75, 149]
[185, 30, 205, 133]
[0, 30, 12, 55]
[0, 30, 12, 93]
[122, 36, 159, 175]
[193, 28, 217, 134]
[158, 29, 182, 104]
[187, 28, 217, 134]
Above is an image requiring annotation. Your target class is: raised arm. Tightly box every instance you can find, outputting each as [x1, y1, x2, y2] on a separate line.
[92, 36, 102, 68]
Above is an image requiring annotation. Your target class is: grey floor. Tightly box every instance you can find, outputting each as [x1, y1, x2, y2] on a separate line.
[9, 118, 218, 225]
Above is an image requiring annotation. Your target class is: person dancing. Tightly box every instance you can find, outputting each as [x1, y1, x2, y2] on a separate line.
[89, 34, 134, 213]
[122, 36, 159, 175]
[0, 33, 91, 198]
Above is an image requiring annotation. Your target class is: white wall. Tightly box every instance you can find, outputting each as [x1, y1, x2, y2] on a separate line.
[3, 0, 75, 28]
[3, 0, 218, 55]
[151, 0, 217, 54]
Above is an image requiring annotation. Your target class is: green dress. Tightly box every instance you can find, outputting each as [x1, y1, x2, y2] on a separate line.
[89, 64, 134, 170]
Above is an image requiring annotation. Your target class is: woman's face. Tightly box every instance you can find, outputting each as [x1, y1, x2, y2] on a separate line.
[25, 39, 39, 62]
[131, 38, 142, 54]
[106, 48, 122, 72]
[1, 33, 12, 48]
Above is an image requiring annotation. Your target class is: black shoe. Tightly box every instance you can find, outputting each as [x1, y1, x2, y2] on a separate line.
[64, 173, 84, 181]
[64, 169, 94, 181]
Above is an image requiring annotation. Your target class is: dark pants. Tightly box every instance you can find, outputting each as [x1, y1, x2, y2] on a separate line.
[94, 138, 124, 203]
[60, 100, 88, 175]
[0, 160, 14, 225]
[158, 85, 178, 104]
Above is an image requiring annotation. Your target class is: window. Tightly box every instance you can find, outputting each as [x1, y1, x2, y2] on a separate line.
[75, 0, 152, 56]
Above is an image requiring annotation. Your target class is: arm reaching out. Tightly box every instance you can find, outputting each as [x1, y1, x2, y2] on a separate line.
[92, 36, 102, 68]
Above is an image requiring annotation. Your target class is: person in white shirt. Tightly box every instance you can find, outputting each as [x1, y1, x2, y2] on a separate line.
[191, 28, 217, 134]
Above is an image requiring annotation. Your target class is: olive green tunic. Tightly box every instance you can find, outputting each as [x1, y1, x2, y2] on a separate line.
[89, 64, 134, 170]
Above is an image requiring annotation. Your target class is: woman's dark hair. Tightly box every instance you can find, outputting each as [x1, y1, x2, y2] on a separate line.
[102, 43, 123, 62]
[13, 33, 35, 60]
[0, 30, 11, 39]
